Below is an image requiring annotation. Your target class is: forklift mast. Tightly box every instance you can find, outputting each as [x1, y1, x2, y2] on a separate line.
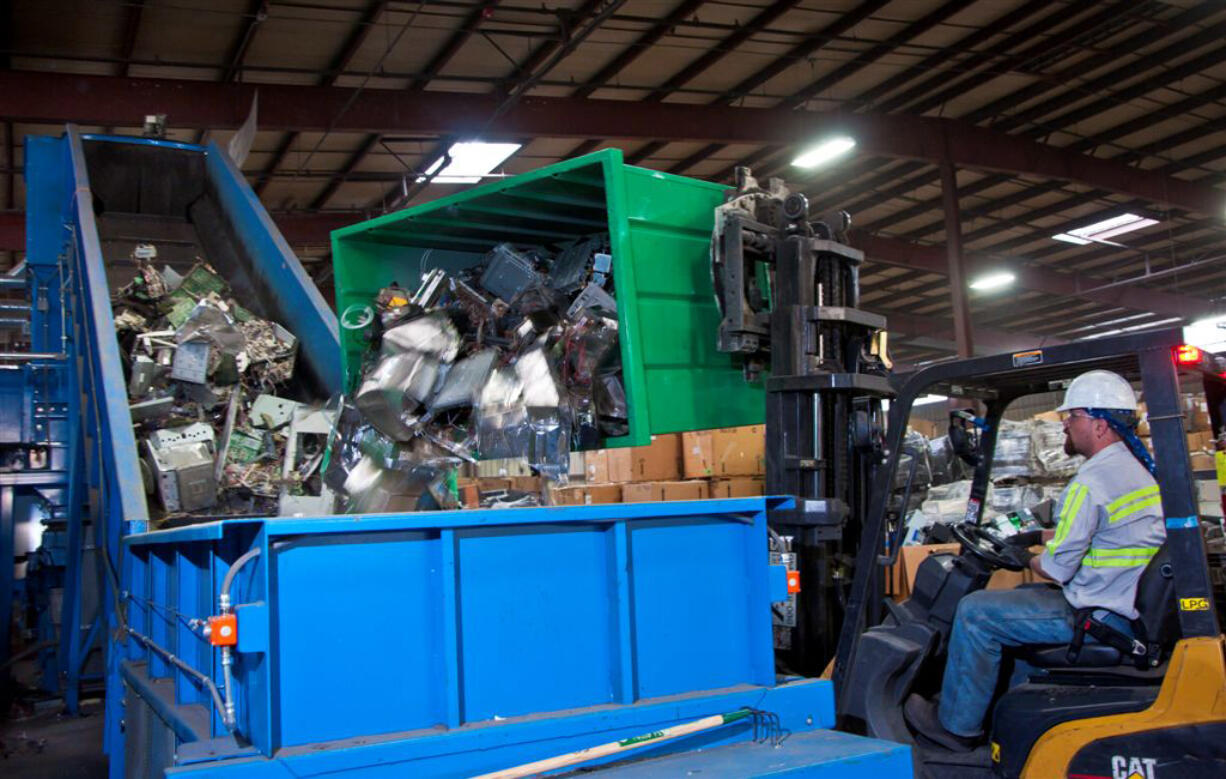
[711, 168, 892, 673]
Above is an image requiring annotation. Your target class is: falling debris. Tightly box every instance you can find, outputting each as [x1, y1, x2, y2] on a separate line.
[327, 236, 627, 510]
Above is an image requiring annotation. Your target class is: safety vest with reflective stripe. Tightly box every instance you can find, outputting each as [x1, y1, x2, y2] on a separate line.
[1038, 441, 1166, 619]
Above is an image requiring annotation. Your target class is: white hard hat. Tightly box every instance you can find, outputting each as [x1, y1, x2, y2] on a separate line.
[1056, 369, 1137, 412]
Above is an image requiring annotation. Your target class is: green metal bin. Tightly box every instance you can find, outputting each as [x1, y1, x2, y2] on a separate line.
[331, 149, 764, 446]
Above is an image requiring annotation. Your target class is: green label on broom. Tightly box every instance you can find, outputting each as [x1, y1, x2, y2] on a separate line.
[619, 730, 666, 747]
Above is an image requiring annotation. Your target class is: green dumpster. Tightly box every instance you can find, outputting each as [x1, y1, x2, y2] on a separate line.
[331, 149, 764, 447]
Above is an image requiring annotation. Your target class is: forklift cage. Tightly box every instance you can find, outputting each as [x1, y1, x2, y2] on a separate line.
[834, 326, 1225, 702]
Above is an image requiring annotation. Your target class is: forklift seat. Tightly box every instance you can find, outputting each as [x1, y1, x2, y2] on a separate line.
[1020, 543, 1178, 669]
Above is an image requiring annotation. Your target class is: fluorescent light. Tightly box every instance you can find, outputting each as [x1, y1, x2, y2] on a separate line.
[969, 271, 1016, 291]
[1052, 213, 1158, 246]
[418, 141, 521, 184]
[1183, 313, 1226, 353]
[1051, 233, 1092, 245]
[791, 136, 856, 168]
[913, 394, 949, 406]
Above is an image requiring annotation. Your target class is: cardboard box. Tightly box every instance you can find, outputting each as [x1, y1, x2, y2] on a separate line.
[889, 542, 1033, 600]
[709, 477, 765, 498]
[908, 418, 940, 438]
[608, 448, 633, 482]
[584, 450, 609, 484]
[629, 433, 681, 482]
[1192, 453, 1216, 472]
[986, 568, 1034, 590]
[622, 480, 709, 502]
[1187, 431, 1214, 452]
[894, 544, 959, 600]
[457, 479, 480, 508]
[551, 484, 622, 505]
[663, 480, 708, 501]
[681, 426, 765, 478]
[477, 477, 514, 493]
[510, 476, 542, 493]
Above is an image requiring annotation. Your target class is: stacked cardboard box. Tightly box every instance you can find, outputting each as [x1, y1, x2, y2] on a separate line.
[681, 425, 766, 479]
[563, 426, 767, 504]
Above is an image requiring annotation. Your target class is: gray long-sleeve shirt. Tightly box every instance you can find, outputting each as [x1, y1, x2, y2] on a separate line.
[1038, 441, 1166, 619]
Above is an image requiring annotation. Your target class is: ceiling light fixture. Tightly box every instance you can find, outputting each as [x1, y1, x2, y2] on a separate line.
[1052, 213, 1158, 246]
[969, 271, 1016, 291]
[418, 141, 521, 184]
[791, 136, 856, 168]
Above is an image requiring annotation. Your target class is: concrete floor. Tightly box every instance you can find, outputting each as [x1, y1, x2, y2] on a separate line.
[2, 658, 108, 779]
[0, 699, 107, 778]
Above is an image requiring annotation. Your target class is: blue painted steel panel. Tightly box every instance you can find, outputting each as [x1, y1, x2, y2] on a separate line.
[123, 499, 784, 754]
[457, 524, 620, 721]
[630, 516, 773, 698]
[204, 142, 342, 394]
[274, 530, 449, 745]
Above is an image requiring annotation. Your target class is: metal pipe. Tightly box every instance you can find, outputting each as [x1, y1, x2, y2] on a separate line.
[216, 546, 262, 730]
[125, 627, 232, 730]
[0, 352, 66, 361]
[219, 547, 262, 614]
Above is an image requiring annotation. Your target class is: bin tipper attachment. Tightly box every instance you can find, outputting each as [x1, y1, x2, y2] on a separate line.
[711, 167, 893, 674]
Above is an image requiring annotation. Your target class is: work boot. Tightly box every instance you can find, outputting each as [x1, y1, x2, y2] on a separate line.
[903, 694, 980, 753]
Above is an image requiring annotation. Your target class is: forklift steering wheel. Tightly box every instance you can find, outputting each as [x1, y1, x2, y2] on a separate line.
[949, 523, 1029, 572]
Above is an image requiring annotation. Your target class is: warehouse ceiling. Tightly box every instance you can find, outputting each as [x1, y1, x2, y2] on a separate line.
[2, 0, 1226, 364]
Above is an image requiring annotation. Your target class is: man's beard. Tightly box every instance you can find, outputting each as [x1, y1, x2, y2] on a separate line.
[1064, 434, 1077, 457]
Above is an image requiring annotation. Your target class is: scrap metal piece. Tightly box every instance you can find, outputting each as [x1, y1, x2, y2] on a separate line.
[566, 282, 618, 318]
[355, 352, 440, 441]
[410, 268, 447, 308]
[480, 243, 540, 302]
[342, 456, 419, 514]
[279, 406, 337, 516]
[250, 394, 301, 430]
[171, 340, 211, 384]
[430, 349, 498, 412]
[128, 355, 158, 398]
[129, 396, 175, 422]
[146, 423, 218, 512]
[381, 313, 462, 362]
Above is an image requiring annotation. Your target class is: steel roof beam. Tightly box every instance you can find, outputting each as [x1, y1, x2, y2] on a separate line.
[7, 70, 1223, 217]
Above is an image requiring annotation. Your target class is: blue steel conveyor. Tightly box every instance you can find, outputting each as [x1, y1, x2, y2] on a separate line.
[19, 127, 911, 778]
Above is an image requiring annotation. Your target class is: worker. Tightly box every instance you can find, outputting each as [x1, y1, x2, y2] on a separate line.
[904, 369, 1165, 751]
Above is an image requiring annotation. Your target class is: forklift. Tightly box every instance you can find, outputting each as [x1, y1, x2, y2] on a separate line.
[710, 169, 1226, 777]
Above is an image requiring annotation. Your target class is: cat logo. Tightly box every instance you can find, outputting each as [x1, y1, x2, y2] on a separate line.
[1179, 597, 1210, 611]
[990, 742, 1000, 763]
[1112, 755, 1158, 779]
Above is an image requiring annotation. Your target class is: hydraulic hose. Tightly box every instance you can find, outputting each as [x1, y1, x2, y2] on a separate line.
[216, 546, 262, 729]
[219, 547, 262, 614]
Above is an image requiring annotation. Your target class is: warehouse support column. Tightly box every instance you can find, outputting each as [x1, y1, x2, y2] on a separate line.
[940, 162, 974, 358]
[0, 485, 12, 674]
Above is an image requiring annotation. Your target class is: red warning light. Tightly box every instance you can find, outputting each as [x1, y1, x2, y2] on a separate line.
[1174, 344, 1203, 366]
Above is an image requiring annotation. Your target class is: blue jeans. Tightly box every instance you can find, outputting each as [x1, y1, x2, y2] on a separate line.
[937, 587, 1132, 737]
